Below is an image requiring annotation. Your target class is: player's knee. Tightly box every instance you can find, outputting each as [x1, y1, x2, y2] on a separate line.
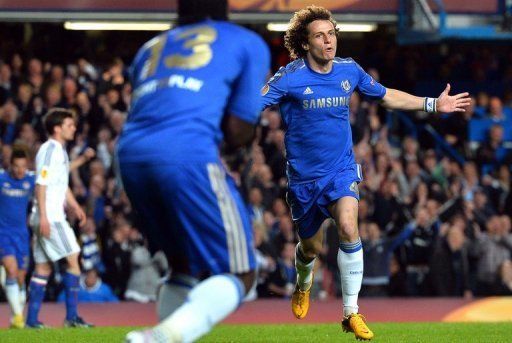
[300, 240, 322, 258]
[2, 259, 18, 278]
[338, 220, 358, 241]
[35, 262, 52, 276]
[236, 270, 256, 295]
[303, 242, 322, 257]
[65, 254, 81, 273]
[6, 268, 18, 279]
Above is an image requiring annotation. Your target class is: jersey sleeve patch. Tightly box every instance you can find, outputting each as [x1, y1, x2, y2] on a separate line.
[40, 166, 48, 180]
[261, 84, 270, 96]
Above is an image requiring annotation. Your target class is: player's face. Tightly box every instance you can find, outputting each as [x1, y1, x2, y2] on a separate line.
[11, 157, 28, 179]
[305, 20, 337, 64]
[58, 117, 77, 142]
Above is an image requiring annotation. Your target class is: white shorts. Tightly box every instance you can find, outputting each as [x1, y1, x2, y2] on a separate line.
[33, 220, 81, 263]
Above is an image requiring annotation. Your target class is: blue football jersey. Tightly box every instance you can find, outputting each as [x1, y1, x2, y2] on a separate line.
[262, 58, 386, 183]
[118, 19, 270, 163]
[0, 169, 35, 232]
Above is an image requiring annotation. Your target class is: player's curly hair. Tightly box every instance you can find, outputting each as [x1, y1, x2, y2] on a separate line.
[284, 6, 339, 60]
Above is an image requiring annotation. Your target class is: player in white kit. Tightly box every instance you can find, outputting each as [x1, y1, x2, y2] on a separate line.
[26, 108, 93, 328]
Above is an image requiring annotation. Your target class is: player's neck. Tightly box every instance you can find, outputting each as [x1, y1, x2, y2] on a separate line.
[306, 55, 333, 74]
[50, 135, 66, 146]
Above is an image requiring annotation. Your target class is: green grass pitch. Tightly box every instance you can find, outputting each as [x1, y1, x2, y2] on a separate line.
[1, 323, 511, 342]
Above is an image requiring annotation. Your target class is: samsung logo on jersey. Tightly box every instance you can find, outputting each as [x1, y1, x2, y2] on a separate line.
[302, 96, 350, 109]
[2, 188, 28, 197]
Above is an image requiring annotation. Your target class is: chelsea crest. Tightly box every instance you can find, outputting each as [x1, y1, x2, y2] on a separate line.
[341, 80, 351, 92]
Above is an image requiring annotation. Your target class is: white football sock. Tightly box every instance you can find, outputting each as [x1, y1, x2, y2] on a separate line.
[338, 239, 363, 317]
[295, 243, 316, 291]
[5, 278, 22, 316]
[155, 274, 244, 343]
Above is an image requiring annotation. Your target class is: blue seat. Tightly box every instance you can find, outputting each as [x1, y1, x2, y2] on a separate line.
[469, 118, 512, 142]
[469, 119, 493, 142]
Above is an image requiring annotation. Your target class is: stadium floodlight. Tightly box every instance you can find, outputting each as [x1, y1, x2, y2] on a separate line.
[64, 21, 172, 31]
[266, 23, 377, 32]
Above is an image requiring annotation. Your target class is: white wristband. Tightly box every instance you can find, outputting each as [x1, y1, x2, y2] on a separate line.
[424, 97, 437, 113]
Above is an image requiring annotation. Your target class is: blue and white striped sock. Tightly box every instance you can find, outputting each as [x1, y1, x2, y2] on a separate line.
[26, 274, 48, 325]
[338, 238, 363, 316]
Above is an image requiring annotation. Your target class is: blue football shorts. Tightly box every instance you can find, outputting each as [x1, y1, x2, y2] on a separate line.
[286, 163, 363, 239]
[0, 230, 30, 270]
[119, 161, 255, 278]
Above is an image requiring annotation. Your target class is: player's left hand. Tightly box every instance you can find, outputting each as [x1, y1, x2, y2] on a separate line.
[436, 83, 471, 113]
[74, 205, 87, 227]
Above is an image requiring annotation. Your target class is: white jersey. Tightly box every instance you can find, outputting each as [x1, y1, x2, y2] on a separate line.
[33, 138, 70, 220]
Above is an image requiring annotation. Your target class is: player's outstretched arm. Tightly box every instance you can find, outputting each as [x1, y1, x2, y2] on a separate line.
[381, 83, 470, 113]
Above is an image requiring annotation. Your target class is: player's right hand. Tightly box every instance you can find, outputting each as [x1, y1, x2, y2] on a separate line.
[40, 217, 51, 238]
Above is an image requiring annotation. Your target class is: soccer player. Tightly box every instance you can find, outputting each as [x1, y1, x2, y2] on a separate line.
[261, 6, 471, 340]
[119, 0, 270, 341]
[0, 146, 35, 328]
[26, 108, 93, 328]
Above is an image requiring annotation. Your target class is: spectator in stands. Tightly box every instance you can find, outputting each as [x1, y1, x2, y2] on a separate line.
[49, 64, 65, 85]
[402, 136, 419, 164]
[360, 222, 410, 297]
[461, 162, 481, 201]
[253, 222, 277, 298]
[103, 218, 133, 299]
[15, 82, 33, 115]
[471, 215, 512, 295]
[372, 178, 407, 232]
[79, 217, 105, 273]
[0, 100, 18, 144]
[265, 242, 296, 298]
[475, 92, 489, 117]
[44, 83, 63, 109]
[125, 240, 168, 304]
[253, 164, 279, 209]
[487, 96, 509, 121]
[421, 149, 447, 189]
[427, 218, 471, 297]
[272, 214, 296, 253]
[472, 187, 497, 228]
[248, 187, 265, 224]
[401, 206, 440, 296]
[57, 269, 118, 303]
[476, 124, 507, 171]
[0, 62, 13, 104]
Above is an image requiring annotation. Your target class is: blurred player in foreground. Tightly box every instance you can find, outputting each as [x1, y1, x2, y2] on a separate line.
[119, 0, 270, 341]
[261, 5, 471, 340]
[0, 146, 35, 328]
[26, 108, 92, 328]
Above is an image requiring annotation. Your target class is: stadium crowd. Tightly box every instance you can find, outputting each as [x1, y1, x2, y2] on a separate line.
[1, 38, 512, 303]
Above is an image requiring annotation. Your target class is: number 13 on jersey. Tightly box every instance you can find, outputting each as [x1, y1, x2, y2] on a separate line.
[142, 25, 217, 80]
